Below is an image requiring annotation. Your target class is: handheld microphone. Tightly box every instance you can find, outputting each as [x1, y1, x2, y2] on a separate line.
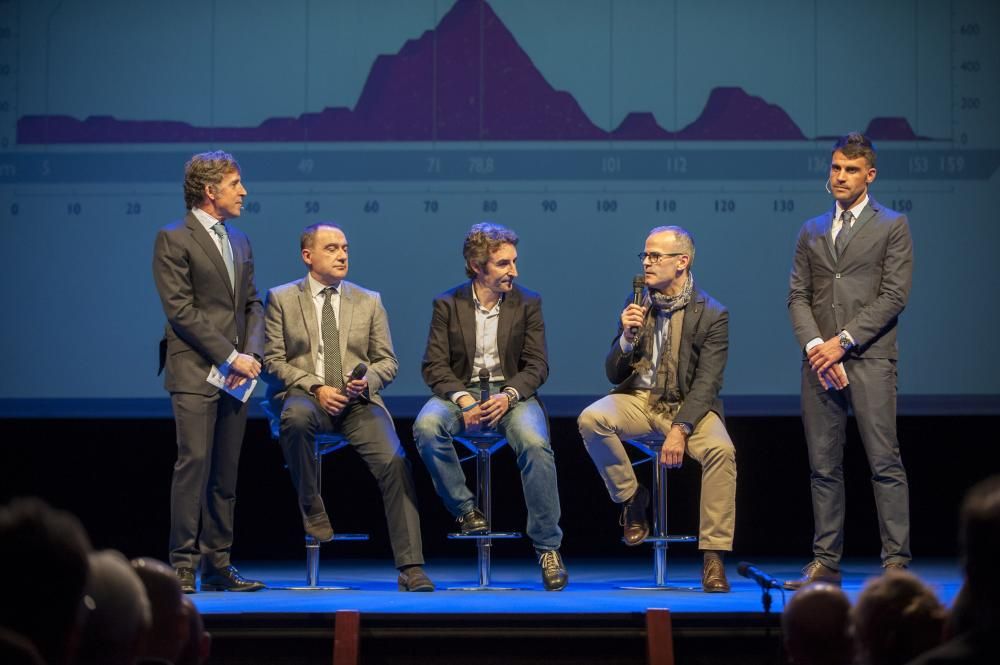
[630, 275, 645, 337]
[479, 369, 491, 405]
[737, 561, 783, 590]
[348, 363, 368, 382]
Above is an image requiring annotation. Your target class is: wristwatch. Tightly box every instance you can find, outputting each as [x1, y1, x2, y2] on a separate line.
[501, 387, 519, 408]
[672, 422, 692, 437]
[838, 330, 853, 350]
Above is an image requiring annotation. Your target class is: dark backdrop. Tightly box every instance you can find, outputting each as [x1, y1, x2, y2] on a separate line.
[2, 414, 995, 564]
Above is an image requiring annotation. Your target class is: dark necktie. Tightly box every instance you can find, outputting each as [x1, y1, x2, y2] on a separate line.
[210, 222, 235, 288]
[322, 287, 344, 389]
[835, 210, 853, 260]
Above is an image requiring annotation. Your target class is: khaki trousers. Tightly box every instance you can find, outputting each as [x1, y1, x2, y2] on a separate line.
[577, 391, 736, 551]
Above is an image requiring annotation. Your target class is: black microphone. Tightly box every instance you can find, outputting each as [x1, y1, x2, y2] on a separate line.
[479, 369, 491, 405]
[348, 362, 368, 382]
[737, 561, 783, 590]
[630, 274, 645, 337]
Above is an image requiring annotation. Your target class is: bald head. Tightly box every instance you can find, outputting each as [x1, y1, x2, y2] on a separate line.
[782, 583, 852, 665]
[77, 550, 151, 665]
[131, 557, 189, 664]
[176, 596, 212, 665]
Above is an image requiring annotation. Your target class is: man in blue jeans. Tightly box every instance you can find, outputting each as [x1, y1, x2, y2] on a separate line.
[412, 222, 567, 591]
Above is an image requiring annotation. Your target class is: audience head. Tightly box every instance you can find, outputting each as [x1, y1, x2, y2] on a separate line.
[77, 549, 152, 665]
[176, 596, 212, 665]
[782, 582, 853, 665]
[851, 569, 946, 665]
[131, 557, 190, 664]
[959, 474, 1000, 620]
[0, 497, 92, 665]
[0, 628, 45, 665]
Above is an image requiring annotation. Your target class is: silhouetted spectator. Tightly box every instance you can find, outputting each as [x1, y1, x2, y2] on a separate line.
[0, 627, 45, 665]
[77, 550, 152, 665]
[852, 569, 946, 665]
[131, 557, 190, 665]
[0, 497, 91, 665]
[175, 596, 211, 665]
[908, 475, 1000, 664]
[782, 582, 853, 665]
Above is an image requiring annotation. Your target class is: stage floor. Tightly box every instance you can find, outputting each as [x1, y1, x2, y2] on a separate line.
[190, 557, 962, 617]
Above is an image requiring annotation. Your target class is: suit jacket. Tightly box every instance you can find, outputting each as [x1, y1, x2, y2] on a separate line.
[605, 288, 728, 428]
[788, 197, 913, 359]
[421, 282, 548, 400]
[263, 277, 397, 411]
[152, 212, 264, 395]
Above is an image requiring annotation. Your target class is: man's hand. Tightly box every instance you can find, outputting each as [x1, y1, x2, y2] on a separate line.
[344, 377, 368, 401]
[456, 397, 482, 433]
[314, 385, 350, 416]
[224, 373, 248, 390]
[230, 353, 261, 379]
[806, 336, 846, 374]
[620, 304, 647, 344]
[479, 393, 510, 429]
[817, 362, 849, 391]
[659, 426, 687, 469]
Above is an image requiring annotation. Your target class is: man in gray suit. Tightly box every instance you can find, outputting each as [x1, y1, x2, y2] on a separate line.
[152, 151, 265, 593]
[263, 223, 433, 591]
[785, 133, 914, 589]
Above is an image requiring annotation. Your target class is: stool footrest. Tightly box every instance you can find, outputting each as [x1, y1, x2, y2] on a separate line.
[641, 535, 697, 544]
[448, 531, 522, 540]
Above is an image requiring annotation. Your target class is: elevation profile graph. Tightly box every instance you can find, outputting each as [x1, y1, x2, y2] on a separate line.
[17, 0, 932, 144]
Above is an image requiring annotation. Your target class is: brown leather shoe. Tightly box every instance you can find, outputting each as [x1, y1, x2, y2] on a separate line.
[457, 507, 489, 535]
[702, 551, 730, 593]
[303, 511, 334, 542]
[620, 485, 650, 546]
[537, 549, 569, 591]
[397, 566, 435, 592]
[783, 560, 842, 590]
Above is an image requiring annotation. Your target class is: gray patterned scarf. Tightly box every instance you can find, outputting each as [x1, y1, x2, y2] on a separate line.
[631, 274, 694, 414]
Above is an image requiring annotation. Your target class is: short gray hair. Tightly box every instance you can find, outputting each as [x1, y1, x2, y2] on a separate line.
[648, 225, 696, 267]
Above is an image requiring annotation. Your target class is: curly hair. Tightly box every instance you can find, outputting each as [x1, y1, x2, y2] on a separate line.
[463, 222, 518, 279]
[183, 150, 240, 210]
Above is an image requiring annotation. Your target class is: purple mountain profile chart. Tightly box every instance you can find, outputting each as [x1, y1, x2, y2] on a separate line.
[17, 0, 932, 144]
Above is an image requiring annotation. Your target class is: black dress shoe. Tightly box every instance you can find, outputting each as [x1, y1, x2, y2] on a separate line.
[303, 511, 334, 542]
[175, 567, 196, 594]
[783, 560, 842, 590]
[457, 507, 489, 534]
[397, 566, 435, 592]
[201, 565, 265, 592]
[537, 549, 568, 591]
[620, 485, 650, 546]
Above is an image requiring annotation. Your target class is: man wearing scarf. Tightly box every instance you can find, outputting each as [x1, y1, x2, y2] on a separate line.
[578, 226, 736, 593]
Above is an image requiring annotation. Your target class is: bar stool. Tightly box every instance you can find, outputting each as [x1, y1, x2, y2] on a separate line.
[446, 430, 523, 590]
[261, 400, 369, 590]
[620, 432, 697, 590]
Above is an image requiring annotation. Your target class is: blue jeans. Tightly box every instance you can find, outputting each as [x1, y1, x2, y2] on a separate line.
[413, 389, 563, 550]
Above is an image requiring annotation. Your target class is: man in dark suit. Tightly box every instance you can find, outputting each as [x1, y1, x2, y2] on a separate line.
[264, 223, 432, 591]
[413, 222, 567, 591]
[577, 225, 736, 593]
[785, 133, 913, 589]
[152, 151, 265, 593]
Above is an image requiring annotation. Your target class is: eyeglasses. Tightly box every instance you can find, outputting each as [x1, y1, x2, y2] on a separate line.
[637, 252, 684, 264]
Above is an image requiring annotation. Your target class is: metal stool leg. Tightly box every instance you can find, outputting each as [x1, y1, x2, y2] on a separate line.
[447, 435, 523, 590]
[620, 437, 697, 591]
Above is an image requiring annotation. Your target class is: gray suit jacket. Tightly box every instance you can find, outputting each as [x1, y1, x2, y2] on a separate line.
[788, 197, 913, 359]
[421, 282, 548, 400]
[153, 212, 264, 395]
[605, 288, 728, 429]
[263, 277, 397, 410]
